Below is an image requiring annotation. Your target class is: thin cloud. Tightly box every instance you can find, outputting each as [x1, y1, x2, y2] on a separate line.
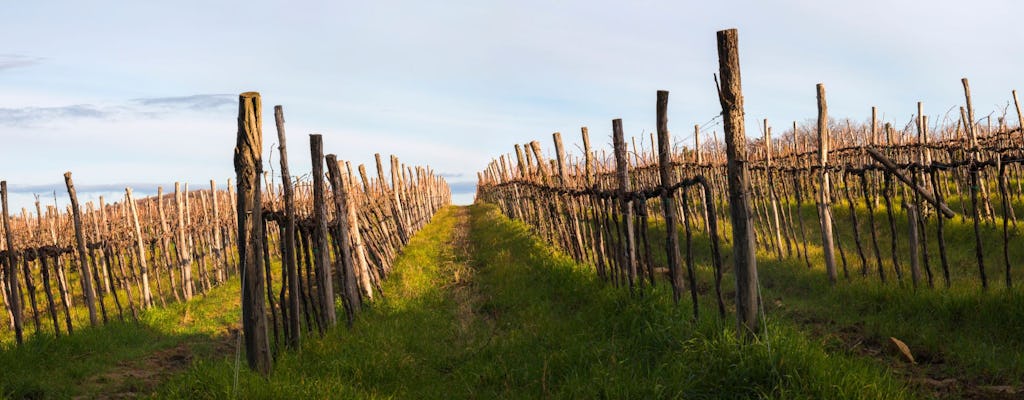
[0, 94, 234, 126]
[0, 54, 44, 71]
[0, 104, 110, 125]
[133, 94, 234, 110]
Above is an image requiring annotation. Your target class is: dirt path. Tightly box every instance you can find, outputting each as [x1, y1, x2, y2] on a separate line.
[443, 207, 486, 345]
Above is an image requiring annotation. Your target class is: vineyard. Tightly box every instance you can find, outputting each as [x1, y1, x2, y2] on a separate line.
[2, 28, 1023, 399]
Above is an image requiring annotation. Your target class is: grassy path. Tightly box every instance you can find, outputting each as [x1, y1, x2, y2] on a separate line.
[155, 205, 914, 399]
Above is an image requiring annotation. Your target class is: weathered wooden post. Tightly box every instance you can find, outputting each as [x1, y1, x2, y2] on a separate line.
[175, 182, 193, 300]
[764, 119, 784, 260]
[655, 91, 688, 311]
[310, 134, 337, 327]
[1, 181, 23, 344]
[209, 180, 225, 284]
[816, 84, 838, 284]
[907, 203, 921, 288]
[325, 155, 361, 326]
[274, 105, 301, 349]
[716, 28, 759, 336]
[125, 187, 153, 308]
[235, 91, 272, 375]
[612, 118, 638, 291]
[64, 172, 100, 327]
[1013, 90, 1023, 131]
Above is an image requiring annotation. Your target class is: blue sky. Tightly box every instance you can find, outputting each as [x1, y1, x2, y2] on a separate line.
[2, 0, 1023, 208]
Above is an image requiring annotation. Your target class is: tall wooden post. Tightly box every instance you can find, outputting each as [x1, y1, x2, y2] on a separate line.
[612, 118, 637, 291]
[1013, 90, 1023, 132]
[234, 91, 272, 375]
[716, 28, 759, 336]
[764, 119, 784, 260]
[310, 134, 337, 327]
[817, 84, 838, 284]
[1, 181, 23, 344]
[656, 91, 687, 309]
[125, 187, 153, 308]
[274, 105, 301, 349]
[325, 155, 361, 326]
[64, 172, 99, 326]
[175, 182, 193, 300]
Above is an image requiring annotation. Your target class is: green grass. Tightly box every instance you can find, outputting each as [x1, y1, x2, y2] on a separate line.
[634, 190, 1024, 394]
[0, 273, 242, 399]
[9, 199, 1015, 398]
[154, 204, 914, 399]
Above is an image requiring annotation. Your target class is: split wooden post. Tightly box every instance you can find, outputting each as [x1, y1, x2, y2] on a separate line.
[325, 155, 361, 326]
[816, 84, 838, 284]
[310, 134, 337, 328]
[125, 187, 153, 308]
[612, 118, 638, 291]
[64, 171, 100, 327]
[655, 91, 688, 311]
[234, 91, 272, 375]
[274, 105, 301, 349]
[1, 181, 23, 345]
[716, 28, 759, 336]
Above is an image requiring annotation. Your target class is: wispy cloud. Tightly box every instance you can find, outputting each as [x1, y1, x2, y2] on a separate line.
[0, 54, 44, 71]
[132, 94, 234, 110]
[0, 93, 234, 126]
[0, 104, 111, 125]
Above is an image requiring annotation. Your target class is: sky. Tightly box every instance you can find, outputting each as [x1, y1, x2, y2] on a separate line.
[2, 0, 1023, 209]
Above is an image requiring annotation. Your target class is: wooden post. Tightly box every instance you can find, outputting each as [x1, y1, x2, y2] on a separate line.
[210, 180, 225, 283]
[125, 187, 153, 308]
[612, 118, 638, 291]
[274, 105, 301, 349]
[1, 181, 23, 344]
[310, 134, 337, 327]
[1013, 90, 1023, 131]
[234, 91, 272, 375]
[656, 91, 688, 309]
[156, 187, 180, 302]
[816, 84, 838, 284]
[325, 155, 361, 326]
[64, 171, 100, 326]
[764, 119, 784, 260]
[907, 203, 922, 288]
[716, 28, 759, 336]
[175, 182, 193, 300]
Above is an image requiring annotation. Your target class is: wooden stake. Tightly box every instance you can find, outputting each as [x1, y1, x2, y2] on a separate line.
[612, 118, 637, 291]
[274, 105, 301, 349]
[1, 181, 23, 344]
[125, 187, 153, 308]
[309, 134, 337, 328]
[656, 91, 688, 312]
[63, 172, 99, 326]
[235, 91, 272, 375]
[816, 84, 838, 284]
[716, 28, 759, 336]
